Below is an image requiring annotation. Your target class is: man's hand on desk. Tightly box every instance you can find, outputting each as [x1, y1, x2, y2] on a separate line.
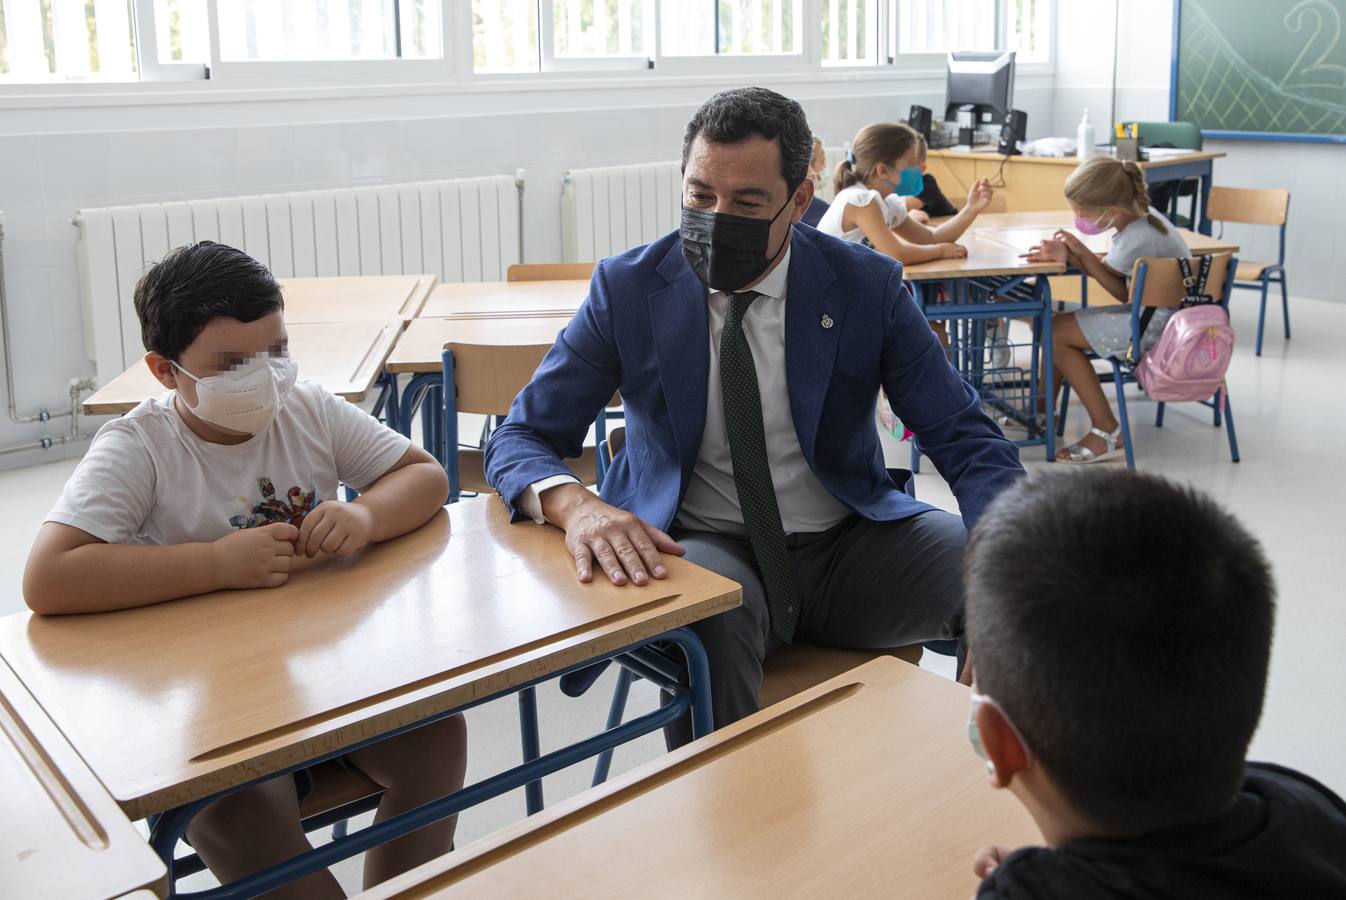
[540, 483, 686, 586]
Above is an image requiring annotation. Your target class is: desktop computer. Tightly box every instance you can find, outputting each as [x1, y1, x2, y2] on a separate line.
[945, 50, 1016, 147]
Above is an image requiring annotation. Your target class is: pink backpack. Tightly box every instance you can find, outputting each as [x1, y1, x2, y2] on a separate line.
[1134, 256, 1236, 403]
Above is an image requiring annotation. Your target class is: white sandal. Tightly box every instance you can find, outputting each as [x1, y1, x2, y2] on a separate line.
[1058, 426, 1124, 464]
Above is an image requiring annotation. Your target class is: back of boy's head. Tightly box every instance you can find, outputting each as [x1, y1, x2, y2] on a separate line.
[965, 470, 1275, 836]
[134, 241, 283, 361]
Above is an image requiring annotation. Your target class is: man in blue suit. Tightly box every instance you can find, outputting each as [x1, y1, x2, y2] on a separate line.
[486, 88, 1023, 738]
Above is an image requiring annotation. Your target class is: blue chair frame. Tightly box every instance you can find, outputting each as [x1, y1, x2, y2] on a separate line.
[1056, 256, 1240, 470]
[1226, 196, 1290, 357]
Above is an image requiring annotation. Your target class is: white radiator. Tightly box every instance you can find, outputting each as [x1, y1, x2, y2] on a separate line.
[76, 174, 523, 388]
[561, 150, 845, 263]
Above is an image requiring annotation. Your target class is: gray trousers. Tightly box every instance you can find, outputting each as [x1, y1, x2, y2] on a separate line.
[663, 510, 967, 746]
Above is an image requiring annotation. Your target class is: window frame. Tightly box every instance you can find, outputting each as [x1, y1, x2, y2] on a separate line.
[0, 0, 1054, 97]
[539, 0, 654, 73]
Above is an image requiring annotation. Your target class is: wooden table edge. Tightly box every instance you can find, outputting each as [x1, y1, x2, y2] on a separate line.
[115, 583, 742, 820]
[356, 656, 922, 898]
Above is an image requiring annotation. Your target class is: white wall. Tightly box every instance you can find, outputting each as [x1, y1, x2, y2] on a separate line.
[0, 70, 1052, 465]
[1053, 0, 1345, 305]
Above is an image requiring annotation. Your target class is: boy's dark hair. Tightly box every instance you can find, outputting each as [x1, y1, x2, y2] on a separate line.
[133, 241, 283, 361]
[965, 470, 1275, 836]
[682, 87, 813, 191]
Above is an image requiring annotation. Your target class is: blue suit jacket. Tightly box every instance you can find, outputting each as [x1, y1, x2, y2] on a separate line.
[484, 226, 1023, 531]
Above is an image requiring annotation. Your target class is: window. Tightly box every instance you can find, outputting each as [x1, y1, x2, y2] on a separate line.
[660, 0, 801, 57]
[214, 0, 440, 62]
[821, 0, 878, 67]
[0, 0, 138, 79]
[891, 0, 1050, 64]
[1004, 0, 1049, 64]
[0, 0, 1053, 84]
[473, 0, 537, 72]
[893, 0, 996, 56]
[550, 0, 648, 61]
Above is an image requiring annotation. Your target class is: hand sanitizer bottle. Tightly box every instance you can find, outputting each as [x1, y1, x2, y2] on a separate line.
[1077, 109, 1096, 160]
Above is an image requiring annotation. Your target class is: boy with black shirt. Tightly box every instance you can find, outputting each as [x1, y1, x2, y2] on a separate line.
[963, 469, 1346, 898]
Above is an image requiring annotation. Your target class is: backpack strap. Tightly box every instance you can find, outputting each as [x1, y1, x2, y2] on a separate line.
[1179, 254, 1215, 307]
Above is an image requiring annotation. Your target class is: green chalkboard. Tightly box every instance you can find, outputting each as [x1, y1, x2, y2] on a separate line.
[1174, 0, 1346, 142]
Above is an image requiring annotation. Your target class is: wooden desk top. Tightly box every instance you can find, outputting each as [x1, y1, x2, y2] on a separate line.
[929, 148, 1226, 168]
[419, 280, 588, 319]
[279, 275, 436, 324]
[386, 316, 573, 374]
[972, 211, 1239, 256]
[902, 232, 1067, 282]
[359, 657, 1042, 899]
[83, 320, 401, 416]
[0, 498, 741, 820]
[0, 659, 166, 899]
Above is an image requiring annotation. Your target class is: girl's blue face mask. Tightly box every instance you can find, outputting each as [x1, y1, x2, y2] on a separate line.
[885, 164, 924, 197]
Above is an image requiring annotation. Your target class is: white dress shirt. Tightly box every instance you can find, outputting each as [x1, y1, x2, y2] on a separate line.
[519, 240, 852, 536]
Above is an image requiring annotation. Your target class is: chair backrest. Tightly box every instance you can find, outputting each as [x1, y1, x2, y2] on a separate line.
[606, 425, 626, 461]
[447, 342, 552, 416]
[1206, 186, 1290, 227]
[508, 262, 596, 282]
[1135, 120, 1202, 150]
[1129, 253, 1234, 308]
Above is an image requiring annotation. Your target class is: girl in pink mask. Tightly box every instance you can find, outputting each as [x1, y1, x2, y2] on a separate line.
[1022, 157, 1190, 463]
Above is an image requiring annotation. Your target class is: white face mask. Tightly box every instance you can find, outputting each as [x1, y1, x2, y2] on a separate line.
[173, 353, 297, 435]
[968, 686, 1031, 774]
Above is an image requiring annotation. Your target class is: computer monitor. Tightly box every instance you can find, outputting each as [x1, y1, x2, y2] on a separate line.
[945, 50, 1016, 127]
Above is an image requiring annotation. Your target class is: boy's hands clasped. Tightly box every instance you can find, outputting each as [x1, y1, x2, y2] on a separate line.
[211, 503, 375, 591]
[211, 523, 298, 590]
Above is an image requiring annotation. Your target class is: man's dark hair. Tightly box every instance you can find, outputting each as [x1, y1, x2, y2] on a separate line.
[681, 87, 813, 190]
[965, 469, 1275, 837]
[133, 241, 284, 361]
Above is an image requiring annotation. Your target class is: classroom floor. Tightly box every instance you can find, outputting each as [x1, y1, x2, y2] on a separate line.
[0, 292, 1341, 894]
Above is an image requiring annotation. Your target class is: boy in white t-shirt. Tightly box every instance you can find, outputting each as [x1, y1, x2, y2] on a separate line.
[24, 242, 464, 898]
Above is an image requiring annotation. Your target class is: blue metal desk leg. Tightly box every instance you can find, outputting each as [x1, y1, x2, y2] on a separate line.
[1198, 162, 1214, 235]
[1040, 278, 1056, 461]
[518, 686, 544, 815]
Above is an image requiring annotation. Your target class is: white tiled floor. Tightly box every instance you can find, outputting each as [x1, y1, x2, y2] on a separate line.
[2, 292, 1342, 894]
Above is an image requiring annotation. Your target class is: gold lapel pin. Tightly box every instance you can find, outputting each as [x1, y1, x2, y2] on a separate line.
[820, 314, 834, 329]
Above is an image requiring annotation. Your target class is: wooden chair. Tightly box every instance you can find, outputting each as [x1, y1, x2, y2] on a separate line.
[507, 262, 596, 282]
[442, 342, 597, 502]
[1058, 253, 1239, 469]
[1207, 187, 1291, 356]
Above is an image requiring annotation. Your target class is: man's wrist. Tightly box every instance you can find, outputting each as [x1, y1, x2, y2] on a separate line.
[539, 482, 589, 528]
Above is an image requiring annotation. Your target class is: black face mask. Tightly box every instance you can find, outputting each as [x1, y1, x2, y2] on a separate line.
[680, 194, 794, 293]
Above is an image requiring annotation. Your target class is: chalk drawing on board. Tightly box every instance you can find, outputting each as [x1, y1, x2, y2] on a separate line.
[1180, 0, 1346, 135]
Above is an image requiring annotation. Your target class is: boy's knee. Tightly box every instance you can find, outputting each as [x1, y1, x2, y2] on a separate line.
[362, 714, 468, 791]
[185, 777, 295, 846]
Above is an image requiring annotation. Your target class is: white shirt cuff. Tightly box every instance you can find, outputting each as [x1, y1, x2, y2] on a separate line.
[520, 475, 582, 524]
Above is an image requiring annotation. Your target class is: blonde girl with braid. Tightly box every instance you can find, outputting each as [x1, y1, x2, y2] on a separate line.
[1023, 156, 1190, 463]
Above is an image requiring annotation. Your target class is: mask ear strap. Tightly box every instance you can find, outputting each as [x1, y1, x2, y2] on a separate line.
[971, 691, 1034, 765]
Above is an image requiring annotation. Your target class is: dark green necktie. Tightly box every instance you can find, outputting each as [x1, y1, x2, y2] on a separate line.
[720, 290, 801, 643]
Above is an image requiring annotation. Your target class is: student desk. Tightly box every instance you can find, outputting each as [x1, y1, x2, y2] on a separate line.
[0, 498, 740, 898]
[81, 320, 402, 416]
[904, 236, 1066, 461]
[926, 148, 1226, 234]
[358, 657, 1041, 899]
[419, 280, 588, 319]
[0, 658, 167, 899]
[970, 211, 1240, 306]
[278, 274, 437, 323]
